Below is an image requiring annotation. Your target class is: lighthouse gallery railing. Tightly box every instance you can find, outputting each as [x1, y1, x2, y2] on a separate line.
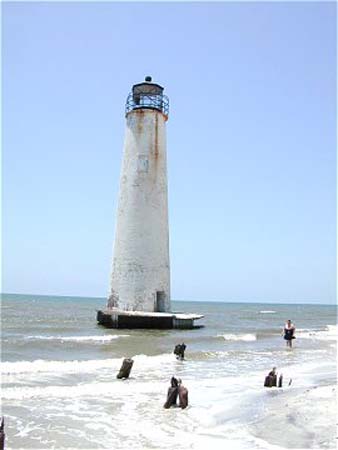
[125, 92, 169, 116]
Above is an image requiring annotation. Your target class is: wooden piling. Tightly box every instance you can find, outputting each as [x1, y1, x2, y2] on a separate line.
[117, 358, 134, 379]
[0, 417, 5, 450]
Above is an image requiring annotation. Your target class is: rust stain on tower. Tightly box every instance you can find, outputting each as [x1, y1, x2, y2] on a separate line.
[154, 113, 159, 161]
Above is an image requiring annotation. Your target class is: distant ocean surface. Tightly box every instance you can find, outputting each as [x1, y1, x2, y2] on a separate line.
[1, 294, 337, 449]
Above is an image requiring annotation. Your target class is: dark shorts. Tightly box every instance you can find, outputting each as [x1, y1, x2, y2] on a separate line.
[284, 333, 295, 340]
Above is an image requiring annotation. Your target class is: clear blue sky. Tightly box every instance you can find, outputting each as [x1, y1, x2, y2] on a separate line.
[3, 2, 336, 304]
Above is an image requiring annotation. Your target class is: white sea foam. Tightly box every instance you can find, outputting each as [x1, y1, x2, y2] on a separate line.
[259, 310, 276, 314]
[219, 333, 256, 342]
[297, 324, 337, 341]
[326, 324, 338, 334]
[1, 372, 255, 402]
[1, 358, 120, 375]
[25, 334, 130, 342]
[2, 375, 176, 401]
[132, 353, 174, 366]
[2, 357, 336, 449]
[205, 351, 230, 358]
[1, 353, 174, 376]
[2, 381, 129, 400]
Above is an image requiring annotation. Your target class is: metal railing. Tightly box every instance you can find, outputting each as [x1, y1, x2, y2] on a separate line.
[125, 92, 169, 116]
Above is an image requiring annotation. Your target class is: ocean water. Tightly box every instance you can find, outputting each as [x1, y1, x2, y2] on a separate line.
[1, 294, 337, 450]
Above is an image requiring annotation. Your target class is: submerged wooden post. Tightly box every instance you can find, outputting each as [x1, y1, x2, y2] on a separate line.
[163, 377, 179, 409]
[163, 387, 178, 409]
[117, 358, 134, 379]
[264, 376, 271, 387]
[264, 374, 277, 387]
[178, 385, 188, 409]
[174, 343, 186, 360]
[0, 417, 5, 450]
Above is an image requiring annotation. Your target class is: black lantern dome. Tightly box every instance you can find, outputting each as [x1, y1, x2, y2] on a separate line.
[125, 77, 169, 117]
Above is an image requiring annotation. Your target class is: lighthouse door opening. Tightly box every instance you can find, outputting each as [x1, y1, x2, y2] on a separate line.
[155, 291, 166, 312]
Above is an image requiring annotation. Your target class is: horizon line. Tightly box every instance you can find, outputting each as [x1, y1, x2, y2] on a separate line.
[1, 292, 336, 307]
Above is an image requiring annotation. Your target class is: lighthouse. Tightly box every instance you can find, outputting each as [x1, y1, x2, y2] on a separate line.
[97, 77, 203, 329]
[109, 76, 170, 313]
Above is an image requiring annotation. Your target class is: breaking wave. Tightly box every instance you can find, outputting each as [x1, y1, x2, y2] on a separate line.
[218, 333, 256, 342]
[1, 358, 120, 375]
[25, 334, 130, 343]
[1, 353, 174, 376]
[297, 324, 337, 341]
[259, 310, 276, 314]
[1, 380, 159, 401]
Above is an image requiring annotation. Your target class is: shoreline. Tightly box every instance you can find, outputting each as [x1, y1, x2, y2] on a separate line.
[251, 383, 337, 449]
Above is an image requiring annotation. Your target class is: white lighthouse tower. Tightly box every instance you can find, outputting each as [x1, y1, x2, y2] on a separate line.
[108, 76, 170, 313]
[97, 77, 203, 329]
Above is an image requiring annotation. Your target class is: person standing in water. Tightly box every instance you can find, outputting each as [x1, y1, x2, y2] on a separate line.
[283, 319, 296, 348]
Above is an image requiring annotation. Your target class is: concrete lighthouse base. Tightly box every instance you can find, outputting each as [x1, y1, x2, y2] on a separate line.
[96, 309, 204, 329]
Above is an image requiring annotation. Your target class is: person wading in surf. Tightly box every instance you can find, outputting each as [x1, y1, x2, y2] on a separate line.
[282, 319, 296, 348]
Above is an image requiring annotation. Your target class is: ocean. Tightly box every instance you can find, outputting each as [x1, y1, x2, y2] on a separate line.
[1, 294, 336, 449]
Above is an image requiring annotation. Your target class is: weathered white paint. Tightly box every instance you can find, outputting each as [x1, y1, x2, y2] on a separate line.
[108, 108, 171, 312]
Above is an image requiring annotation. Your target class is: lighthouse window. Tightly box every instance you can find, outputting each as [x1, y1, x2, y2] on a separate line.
[137, 155, 149, 173]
